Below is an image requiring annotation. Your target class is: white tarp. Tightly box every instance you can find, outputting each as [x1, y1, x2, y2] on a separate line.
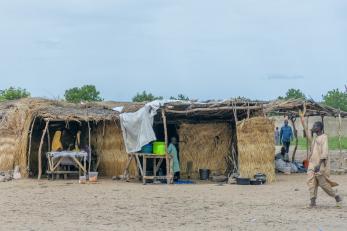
[120, 100, 174, 153]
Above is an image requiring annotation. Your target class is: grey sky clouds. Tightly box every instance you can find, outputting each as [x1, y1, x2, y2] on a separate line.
[0, 0, 346, 101]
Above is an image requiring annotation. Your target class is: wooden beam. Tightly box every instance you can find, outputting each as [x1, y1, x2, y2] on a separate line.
[165, 105, 262, 114]
[47, 125, 51, 152]
[38, 120, 49, 180]
[88, 121, 91, 173]
[27, 116, 37, 173]
[290, 117, 298, 162]
[306, 116, 309, 160]
[161, 109, 171, 184]
[338, 111, 343, 168]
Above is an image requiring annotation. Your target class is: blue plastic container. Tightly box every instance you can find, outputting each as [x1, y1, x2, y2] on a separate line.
[141, 143, 153, 154]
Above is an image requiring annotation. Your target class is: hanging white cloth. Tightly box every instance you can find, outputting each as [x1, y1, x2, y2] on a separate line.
[120, 100, 174, 153]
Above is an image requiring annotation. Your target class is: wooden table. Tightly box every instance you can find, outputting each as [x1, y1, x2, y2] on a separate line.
[46, 151, 87, 179]
[123, 153, 172, 184]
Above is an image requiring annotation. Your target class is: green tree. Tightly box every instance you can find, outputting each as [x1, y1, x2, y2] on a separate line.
[132, 91, 163, 102]
[323, 89, 347, 111]
[0, 87, 31, 101]
[170, 94, 190, 101]
[64, 85, 103, 103]
[279, 88, 306, 100]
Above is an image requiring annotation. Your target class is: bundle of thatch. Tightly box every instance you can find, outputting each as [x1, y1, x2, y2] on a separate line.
[0, 102, 34, 175]
[237, 117, 275, 183]
[92, 121, 136, 177]
[178, 123, 231, 177]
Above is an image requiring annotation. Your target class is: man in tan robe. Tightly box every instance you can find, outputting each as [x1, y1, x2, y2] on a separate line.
[300, 110, 342, 207]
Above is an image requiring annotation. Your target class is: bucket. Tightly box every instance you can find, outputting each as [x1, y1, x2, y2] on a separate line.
[153, 142, 166, 155]
[89, 172, 98, 183]
[79, 176, 86, 184]
[141, 143, 153, 154]
[199, 169, 210, 180]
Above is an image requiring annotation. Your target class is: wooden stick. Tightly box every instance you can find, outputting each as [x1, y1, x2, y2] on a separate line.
[161, 109, 171, 184]
[27, 116, 37, 172]
[338, 111, 343, 168]
[47, 125, 51, 152]
[247, 102, 250, 119]
[38, 120, 49, 180]
[71, 156, 87, 173]
[290, 117, 298, 162]
[232, 102, 238, 123]
[166, 105, 262, 114]
[306, 116, 309, 160]
[88, 121, 91, 173]
[143, 156, 147, 184]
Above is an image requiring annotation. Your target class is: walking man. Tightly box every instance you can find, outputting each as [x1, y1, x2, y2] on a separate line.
[299, 108, 342, 207]
[280, 119, 293, 153]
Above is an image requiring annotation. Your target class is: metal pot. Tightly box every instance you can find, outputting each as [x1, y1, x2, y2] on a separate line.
[254, 173, 267, 184]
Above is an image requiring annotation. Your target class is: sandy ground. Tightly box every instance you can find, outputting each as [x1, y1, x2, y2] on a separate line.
[1, 174, 347, 231]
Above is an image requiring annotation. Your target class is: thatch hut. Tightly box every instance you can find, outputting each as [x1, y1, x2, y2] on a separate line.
[0, 98, 126, 178]
[119, 99, 276, 181]
[1, 97, 343, 183]
[159, 100, 272, 180]
[119, 98, 347, 183]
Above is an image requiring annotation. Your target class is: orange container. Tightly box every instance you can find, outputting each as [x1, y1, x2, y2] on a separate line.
[303, 159, 309, 169]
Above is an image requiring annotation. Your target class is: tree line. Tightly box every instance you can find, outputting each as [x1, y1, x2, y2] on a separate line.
[1, 85, 347, 111]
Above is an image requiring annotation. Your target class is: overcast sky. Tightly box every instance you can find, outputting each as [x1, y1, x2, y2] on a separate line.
[0, 0, 346, 101]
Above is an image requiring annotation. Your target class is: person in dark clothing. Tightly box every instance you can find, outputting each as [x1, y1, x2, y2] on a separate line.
[280, 119, 293, 154]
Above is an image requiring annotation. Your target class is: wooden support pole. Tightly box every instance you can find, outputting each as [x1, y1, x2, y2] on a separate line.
[88, 121, 91, 173]
[338, 111, 343, 168]
[38, 120, 49, 180]
[232, 102, 238, 123]
[161, 109, 171, 184]
[27, 116, 37, 172]
[290, 117, 298, 163]
[306, 116, 309, 160]
[47, 126, 51, 152]
[247, 102, 250, 119]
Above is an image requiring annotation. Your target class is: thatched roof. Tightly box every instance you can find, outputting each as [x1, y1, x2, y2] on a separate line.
[162, 99, 347, 119]
[0, 98, 119, 123]
[264, 98, 347, 117]
[1, 98, 345, 126]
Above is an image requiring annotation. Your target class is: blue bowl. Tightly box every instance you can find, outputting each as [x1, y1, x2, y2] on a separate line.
[141, 143, 153, 153]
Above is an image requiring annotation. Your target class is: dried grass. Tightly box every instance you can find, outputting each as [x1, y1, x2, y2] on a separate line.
[0, 104, 34, 176]
[178, 123, 231, 177]
[92, 121, 136, 177]
[237, 117, 276, 183]
[0, 98, 119, 177]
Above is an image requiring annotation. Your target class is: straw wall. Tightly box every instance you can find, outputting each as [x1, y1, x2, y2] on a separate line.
[92, 121, 135, 177]
[178, 123, 231, 177]
[237, 117, 275, 183]
[0, 106, 33, 176]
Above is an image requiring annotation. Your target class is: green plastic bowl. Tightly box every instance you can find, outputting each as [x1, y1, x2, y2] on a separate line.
[153, 142, 166, 155]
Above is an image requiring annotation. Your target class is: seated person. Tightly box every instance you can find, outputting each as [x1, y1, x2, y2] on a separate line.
[275, 146, 298, 174]
[275, 146, 289, 162]
[52, 129, 63, 151]
[73, 130, 81, 152]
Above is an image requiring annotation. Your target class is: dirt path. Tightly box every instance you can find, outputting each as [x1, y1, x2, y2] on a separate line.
[1, 175, 347, 231]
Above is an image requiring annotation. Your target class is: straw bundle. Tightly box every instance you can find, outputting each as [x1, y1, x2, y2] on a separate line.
[237, 117, 275, 183]
[92, 121, 136, 177]
[178, 123, 231, 177]
[0, 104, 33, 176]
